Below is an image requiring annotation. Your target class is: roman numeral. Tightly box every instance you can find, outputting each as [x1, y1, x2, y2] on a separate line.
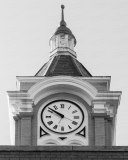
[72, 121, 78, 125]
[61, 126, 64, 131]
[47, 121, 53, 125]
[68, 125, 72, 130]
[68, 106, 71, 110]
[48, 110, 53, 113]
[60, 104, 64, 108]
[53, 125, 58, 130]
[53, 105, 58, 110]
[46, 116, 51, 118]
[74, 116, 79, 119]
[72, 110, 78, 114]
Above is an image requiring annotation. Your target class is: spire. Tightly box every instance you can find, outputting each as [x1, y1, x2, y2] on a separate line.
[60, 5, 66, 26]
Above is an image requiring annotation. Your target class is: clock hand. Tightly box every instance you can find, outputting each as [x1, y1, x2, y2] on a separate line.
[58, 117, 63, 124]
[64, 117, 73, 121]
[48, 107, 64, 118]
[58, 116, 73, 124]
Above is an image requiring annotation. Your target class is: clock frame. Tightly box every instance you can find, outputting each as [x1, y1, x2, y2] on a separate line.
[40, 100, 84, 134]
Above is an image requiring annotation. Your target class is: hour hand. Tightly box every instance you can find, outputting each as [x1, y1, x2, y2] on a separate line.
[48, 107, 64, 118]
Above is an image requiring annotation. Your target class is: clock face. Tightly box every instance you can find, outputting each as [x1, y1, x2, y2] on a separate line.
[41, 100, 84, 134]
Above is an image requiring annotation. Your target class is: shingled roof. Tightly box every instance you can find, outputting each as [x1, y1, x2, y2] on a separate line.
[35, 55, 92, 77]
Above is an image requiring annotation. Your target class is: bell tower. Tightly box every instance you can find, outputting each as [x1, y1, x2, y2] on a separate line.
[7, 5, 121, 146]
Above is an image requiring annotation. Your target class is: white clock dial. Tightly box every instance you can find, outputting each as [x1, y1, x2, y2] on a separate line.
[41, 100, 84, 134]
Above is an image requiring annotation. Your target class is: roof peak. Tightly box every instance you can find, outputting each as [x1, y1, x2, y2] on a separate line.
[60, 5, 67, 27]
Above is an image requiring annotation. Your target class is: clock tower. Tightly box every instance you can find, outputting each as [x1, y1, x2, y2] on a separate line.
[7, 5, 121, 146]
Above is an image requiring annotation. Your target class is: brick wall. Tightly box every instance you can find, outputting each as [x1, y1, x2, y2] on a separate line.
[0, 146, 128, 160]
[94, 117, 105, 146]
[21, 117, 31, 146]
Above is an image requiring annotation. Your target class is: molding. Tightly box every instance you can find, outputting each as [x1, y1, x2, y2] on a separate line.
[105, 104, 114, 117]
[91, 113, 107, 117]
[0, 146, 128, 151]
[7, 76, 121, 111]
[9, 100, 33, 115]
[18, 112, 34, 118]
[92, 101, 116, 117]
[16, 76, 111, 81]
[40, 139, 60, 145]
[16, 76, 46, 81]
[33, 90, 92, 106]
[49, 47, 77, 58]
[13, 116, 18, 121]
[16, 76, 111, 92]
[66, 140, 85, 145]
[28, 76, 97, 98]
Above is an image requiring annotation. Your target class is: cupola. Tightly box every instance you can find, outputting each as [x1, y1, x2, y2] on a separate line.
[49, 5, 77, 58]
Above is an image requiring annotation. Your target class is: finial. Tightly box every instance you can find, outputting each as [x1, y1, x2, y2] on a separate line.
[61, 5, 65, 21]
[60, 5, 66, 26]
[61, 5, 65, 9]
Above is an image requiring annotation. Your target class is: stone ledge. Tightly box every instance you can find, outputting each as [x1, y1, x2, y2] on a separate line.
[73, 146, 128, 151]
[0, 146, 128, 151]
[0, 146, 72, 151]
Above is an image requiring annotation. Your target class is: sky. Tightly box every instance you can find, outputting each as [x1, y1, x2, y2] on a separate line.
[0, 0, 128, 145]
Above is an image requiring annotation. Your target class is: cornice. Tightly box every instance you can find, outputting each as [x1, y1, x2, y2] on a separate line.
[7, 76, 121, 107]
[49, 47, 77, 58]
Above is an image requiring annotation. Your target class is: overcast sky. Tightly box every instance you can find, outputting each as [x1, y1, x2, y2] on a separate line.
[0, 0, 128, 145]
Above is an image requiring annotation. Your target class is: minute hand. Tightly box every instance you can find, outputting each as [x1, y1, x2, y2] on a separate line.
[48, 107, 64, 118]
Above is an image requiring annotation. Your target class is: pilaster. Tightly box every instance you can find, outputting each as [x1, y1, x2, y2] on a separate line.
[105, 118, 109, 146]
[92, 101, 115, 146]
[19, 112, 33, 146]
[92, 113, 106, 146]
[13, 116, 18, 146]
[108, 118, 112, 145]
[17, 116, 21, 146]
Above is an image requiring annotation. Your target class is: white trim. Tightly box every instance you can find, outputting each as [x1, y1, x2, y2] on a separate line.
[16, 76, 111, 83]
[28, 76, 97, 98]
[49, 47, 77, 58]
[33, 90, 92, 106]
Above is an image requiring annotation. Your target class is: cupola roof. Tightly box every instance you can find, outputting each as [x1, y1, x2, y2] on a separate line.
[35, 55, 92, 77]
[51, 5, 76, 46]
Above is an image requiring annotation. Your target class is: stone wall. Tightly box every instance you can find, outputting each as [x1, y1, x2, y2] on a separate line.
[0, 146, 128, 160]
